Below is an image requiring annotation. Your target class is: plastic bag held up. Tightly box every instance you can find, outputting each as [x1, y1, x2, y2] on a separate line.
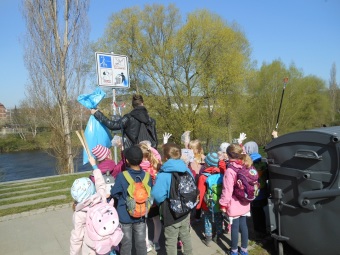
[77, 87, 106, 109]
[181, 131, 191, 147]
[77, 88, 112, 165]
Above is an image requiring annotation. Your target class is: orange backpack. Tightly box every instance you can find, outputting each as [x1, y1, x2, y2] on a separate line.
[123, 171, 152, 218]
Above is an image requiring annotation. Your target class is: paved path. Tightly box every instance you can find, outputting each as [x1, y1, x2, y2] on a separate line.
[0, 204, 235, 255]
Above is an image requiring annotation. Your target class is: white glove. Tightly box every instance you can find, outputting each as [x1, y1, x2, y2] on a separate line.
[163, 132, 172, 144]
[237, 132, 247, 145]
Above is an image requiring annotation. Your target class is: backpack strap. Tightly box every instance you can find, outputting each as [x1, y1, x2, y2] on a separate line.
[123, 171, 151, 196]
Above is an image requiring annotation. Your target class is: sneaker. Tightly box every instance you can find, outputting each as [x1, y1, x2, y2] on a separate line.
[147, 242, 153, 253]
[212, 234, 220, 243]
[153, 242, 160, 251]
[230, 249, 238, 255]
[202, 236, 212, 247]
[240, 250, 248, 255]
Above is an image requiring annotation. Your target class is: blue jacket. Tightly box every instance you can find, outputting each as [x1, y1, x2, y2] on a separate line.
[152, 159, 193, 205]
[111, 167, 152, 224]
[152, 158, 194, 227]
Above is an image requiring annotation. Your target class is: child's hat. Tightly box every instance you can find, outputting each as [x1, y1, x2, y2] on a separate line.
[219, 142, 230, 153]
[205, 152, 219, 167]
[71, 177, 95, 203]
[92, 145, 110, 161]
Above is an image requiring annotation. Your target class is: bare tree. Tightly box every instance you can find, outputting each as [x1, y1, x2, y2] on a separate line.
[329, 62, 338, 122]
[22, 0, 90, 174]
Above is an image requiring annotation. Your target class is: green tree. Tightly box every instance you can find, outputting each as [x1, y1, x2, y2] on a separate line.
[94, 4, 251, 149]
[243, 60, 330, 145]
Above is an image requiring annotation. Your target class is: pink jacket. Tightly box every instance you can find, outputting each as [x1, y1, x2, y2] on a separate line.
[70, 169, 106, 255]
[219, 161, 250, 217]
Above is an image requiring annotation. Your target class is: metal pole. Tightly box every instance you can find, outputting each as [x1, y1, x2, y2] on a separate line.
[112, 88, 118, 163]
[275, 77, 289, 130]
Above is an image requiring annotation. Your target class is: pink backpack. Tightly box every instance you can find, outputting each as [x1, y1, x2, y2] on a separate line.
[85, 199, 123, 255]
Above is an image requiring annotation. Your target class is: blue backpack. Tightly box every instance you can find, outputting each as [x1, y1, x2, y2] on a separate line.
[202, 173, 223, 213]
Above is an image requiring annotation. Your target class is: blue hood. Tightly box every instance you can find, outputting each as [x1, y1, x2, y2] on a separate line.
[152, 159, 192, 205]
[250, 152, 262, 163]
[160, 159, 189, 173]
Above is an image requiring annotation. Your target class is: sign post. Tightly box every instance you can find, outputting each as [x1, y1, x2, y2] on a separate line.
[95, 52, 130, 162]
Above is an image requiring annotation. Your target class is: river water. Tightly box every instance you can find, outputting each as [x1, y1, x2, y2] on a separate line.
[0, 150, 89, 182]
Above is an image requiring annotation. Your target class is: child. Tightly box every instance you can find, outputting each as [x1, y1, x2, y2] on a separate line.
[196, 152, 224, 246]
[244, 141, 269, 237]
[219, 143, 253, 255]
[91, 144, 125, 179]
[90, 144, 125, 198]
[188, 139, 206, 177]
[70, 156, 107, 255]
[110, 145, 153, 255]
[151, 143, 194, 255]
[138, 141, 162, 252]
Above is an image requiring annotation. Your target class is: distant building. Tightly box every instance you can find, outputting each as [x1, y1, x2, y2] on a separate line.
[0, 103, 7, 121]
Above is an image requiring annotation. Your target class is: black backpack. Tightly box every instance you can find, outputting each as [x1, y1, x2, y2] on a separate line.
[168, 171, 199, 218]
[136, 120, 157, 148]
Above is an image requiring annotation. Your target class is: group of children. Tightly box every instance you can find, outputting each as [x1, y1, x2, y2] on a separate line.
[69, 132, 267, 255]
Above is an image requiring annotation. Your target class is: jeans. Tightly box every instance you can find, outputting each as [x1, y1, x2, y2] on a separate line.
[231, 216, 248, 250]
[164, 214, 193, 255]
[120, 221, 147, 255]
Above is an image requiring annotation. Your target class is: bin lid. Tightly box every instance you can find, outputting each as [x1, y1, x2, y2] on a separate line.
[265, 126, 340, 177]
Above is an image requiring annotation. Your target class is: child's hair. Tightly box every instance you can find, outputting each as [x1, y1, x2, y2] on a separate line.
[227, 143, 253, 168]
[132, 94, 144, 108]
[188, 139, 204, 162]
[123, 145, 143, 165]
[138, 143, 160, 170]
[163, 143, 181, 160]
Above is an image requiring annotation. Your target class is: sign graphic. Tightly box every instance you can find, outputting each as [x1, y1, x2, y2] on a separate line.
[95, 52, 130, 88]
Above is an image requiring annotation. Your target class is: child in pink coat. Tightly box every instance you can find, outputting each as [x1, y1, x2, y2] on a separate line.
[219, 144, 253, 255]
[138, 141, 162, 252]
[70, 156, 108, 255]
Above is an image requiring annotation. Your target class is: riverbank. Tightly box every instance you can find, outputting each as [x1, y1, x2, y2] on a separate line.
[0, 172, 90, 217]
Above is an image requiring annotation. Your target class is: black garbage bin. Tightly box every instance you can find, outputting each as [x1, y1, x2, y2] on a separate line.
[264, 126, 340, 255]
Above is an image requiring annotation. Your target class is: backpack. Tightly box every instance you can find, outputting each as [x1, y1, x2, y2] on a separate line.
[136, 120, 157, 148]
[85, 199, 123, 255]
[89, 171, 115, 196]
[229, 164, 259, 204]
[169, 171, 199, 218]
[202, 172, 223, 213]
[123, 171, 152, 218]
[127, 114, 157, 148]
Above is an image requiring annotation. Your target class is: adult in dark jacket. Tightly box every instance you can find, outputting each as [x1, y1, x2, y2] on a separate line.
[91, 94, 158, 149]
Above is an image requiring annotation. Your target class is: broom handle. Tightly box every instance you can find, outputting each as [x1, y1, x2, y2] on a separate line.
[76, 130, 90, 157]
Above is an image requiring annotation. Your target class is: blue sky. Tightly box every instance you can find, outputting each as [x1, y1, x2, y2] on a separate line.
[0, 0, 339, 109]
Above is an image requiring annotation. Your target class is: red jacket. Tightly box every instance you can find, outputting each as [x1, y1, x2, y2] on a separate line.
[196, 165, 222, 211]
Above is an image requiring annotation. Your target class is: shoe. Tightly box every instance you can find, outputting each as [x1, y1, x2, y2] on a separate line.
[153, 242, 161, 251]
[202, 236, 212, 247]
[240, 250, 248, 255]
[147, 242, 153, 253]
[229, 249, 238, 255]
[212, 234, 220, 243]
[177, 240, 183, 251]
